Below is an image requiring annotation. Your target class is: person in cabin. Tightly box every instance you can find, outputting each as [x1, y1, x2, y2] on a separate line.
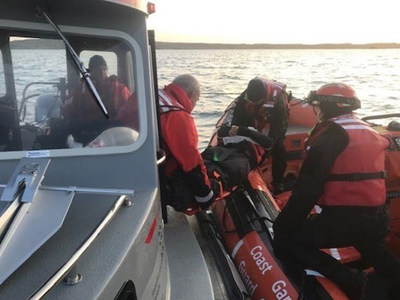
[273, 83, 400, 300]
[204, 77, 289, 192]
[63, 55, 131, 144]
[115, 92, 139, 132]
[159, 74, 218, 212]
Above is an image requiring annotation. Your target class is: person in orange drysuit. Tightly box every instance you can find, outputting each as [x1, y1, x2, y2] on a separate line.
[63, 55, 130, 144]
[159, 74, 217, 212]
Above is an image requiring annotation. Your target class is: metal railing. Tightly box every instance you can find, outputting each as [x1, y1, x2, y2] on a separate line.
[29, 195, 130, 300]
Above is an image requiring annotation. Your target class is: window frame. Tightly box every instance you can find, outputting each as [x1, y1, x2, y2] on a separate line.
[0, 21, 147, 160]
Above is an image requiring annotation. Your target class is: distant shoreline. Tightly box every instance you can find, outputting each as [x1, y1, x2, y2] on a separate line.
[10, 39, 400, 50]
[156, 42, 400, 50]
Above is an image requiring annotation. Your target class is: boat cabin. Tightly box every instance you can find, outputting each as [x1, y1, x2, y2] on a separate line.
[0, 1, 174, 299]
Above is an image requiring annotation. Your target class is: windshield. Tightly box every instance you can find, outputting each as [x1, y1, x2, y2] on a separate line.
[0, 33, 139, 153]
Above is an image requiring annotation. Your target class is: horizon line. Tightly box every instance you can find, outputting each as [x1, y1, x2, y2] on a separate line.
[155, 41, 400, 50]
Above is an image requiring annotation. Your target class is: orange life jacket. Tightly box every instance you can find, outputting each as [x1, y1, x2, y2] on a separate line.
[65, 76, 130, 121]
[158, 89, 186, 114]
[244, 79, 290, 132]
[314, 114, 389, 207]
[259, 78, 287, 108]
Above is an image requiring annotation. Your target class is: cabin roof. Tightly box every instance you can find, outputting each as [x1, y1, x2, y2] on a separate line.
[0, 0, 150, 25]
[104, 0, 149, 14]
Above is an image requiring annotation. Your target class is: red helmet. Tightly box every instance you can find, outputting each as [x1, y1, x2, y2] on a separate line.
[307, 83, 361, 110]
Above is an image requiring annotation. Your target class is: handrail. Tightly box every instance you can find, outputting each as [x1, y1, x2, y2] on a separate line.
[18, 81, 59, 121]
[1, 185, 134, 197]
[362, 113, 400, 122]
[156, 149, 166, 165]
[40, 185, 134, 197]
[0, 198, 21, 238]
[29, 195, 129, 300]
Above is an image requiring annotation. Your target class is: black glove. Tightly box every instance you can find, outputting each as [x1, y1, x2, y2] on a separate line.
[217, 125, 231, 137]
[196, 179, 221, 210]
[207, 165, 230, 191]
[197, 194, 214, 210]
[210, 178, 221, 199]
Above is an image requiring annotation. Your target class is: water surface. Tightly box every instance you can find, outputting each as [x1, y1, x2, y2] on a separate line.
[156, 49, 400, 149]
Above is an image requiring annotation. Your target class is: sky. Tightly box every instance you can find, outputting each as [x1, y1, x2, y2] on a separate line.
[147, 0, 400, 44]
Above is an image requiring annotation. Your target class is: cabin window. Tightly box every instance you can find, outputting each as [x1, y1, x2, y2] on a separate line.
[2, 34, 139, 153]
[11, 38, 66, 121]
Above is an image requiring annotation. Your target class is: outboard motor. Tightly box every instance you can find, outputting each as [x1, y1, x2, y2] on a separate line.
[35, 94, 61, 123]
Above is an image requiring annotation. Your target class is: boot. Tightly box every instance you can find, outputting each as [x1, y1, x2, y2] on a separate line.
[389, 287, 400, 300]
[273, 182, 285, 195]
[329, 267, 368, 300]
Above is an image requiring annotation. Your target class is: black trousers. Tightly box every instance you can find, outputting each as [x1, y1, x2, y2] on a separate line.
[202, 143, 254, 188]
[165, 171, 195, 212]
[271, 136, 287, 186]
[273, 205, 400, 288]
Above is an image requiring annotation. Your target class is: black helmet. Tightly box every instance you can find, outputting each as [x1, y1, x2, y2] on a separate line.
[244, 77, 267, 103]
[89, 55, 107, 70]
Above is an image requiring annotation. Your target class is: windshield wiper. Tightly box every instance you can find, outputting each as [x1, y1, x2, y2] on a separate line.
[36, 7, 109, 119]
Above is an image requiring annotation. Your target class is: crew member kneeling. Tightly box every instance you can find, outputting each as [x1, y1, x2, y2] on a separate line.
[273, 83, 400, 300]
[203, 77, 288, 191]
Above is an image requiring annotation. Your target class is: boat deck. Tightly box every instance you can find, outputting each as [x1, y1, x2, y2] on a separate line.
[164, 207, 216, 300]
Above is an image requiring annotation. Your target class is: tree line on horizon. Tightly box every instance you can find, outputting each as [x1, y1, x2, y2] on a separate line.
[9, 38, 400, 50]
[156, 41, 400, 50]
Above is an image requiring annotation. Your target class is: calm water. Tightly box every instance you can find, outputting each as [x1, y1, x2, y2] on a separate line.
[156, 49, 400, 149]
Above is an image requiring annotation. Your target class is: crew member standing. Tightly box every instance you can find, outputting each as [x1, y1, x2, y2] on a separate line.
[159, 74, 216, 212]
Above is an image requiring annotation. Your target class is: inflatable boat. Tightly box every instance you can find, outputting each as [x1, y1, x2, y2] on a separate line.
[198, 97, 400, 299]
[1, 1, 399, 299]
